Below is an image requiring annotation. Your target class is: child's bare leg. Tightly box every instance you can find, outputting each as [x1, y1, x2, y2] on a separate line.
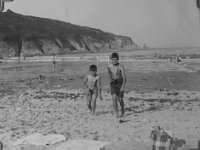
[86, 92, 92, 111]
[112, 94, 119, 117]
[91, 93, 97, 115]
[118, 97, 125, 117]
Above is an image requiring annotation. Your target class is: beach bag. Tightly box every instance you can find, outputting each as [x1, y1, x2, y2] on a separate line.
[150, 126, 174, 150]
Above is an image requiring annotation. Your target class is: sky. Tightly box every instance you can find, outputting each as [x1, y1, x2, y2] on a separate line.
[4, 0, 200, 47]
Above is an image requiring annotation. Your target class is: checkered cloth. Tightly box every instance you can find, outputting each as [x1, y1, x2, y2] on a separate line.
[150, 127, 173, 150]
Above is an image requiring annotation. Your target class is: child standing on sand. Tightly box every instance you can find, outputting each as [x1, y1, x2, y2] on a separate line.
[107, 52, 126, 117]
[84, 64, 103, 115]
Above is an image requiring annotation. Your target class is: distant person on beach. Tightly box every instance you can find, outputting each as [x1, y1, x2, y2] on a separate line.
[52, 55, 56, 71]
[84, 64, 103, 115]
[107, 52, 126, 117]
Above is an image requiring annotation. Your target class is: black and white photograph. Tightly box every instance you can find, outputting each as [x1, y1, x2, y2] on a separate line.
[0, 0, 200, 150]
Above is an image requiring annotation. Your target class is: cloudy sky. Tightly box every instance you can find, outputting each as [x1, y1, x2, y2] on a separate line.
[4, 0, 200, 47]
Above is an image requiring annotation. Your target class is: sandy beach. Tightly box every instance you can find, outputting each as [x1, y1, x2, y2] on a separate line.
[0, 51, 200, 150]
[0, 89, 200, 150]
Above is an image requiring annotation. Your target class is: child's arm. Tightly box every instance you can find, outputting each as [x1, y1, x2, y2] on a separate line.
[120, 65, 126, 92]
[97, 77, 103, 100]
[84, 75, 88, 88]
[107, 65, 112, 82]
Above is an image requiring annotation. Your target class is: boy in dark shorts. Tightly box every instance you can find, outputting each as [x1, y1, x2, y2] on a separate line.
[107, 52, 126, 117]
[84, 64, 103, 115]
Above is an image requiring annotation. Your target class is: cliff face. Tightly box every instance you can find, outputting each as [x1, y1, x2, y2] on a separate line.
[0, 10, 138, 57]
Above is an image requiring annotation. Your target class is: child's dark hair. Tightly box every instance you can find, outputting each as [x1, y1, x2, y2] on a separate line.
[111, 52, 119, 60]
[89, 64, 97, 71]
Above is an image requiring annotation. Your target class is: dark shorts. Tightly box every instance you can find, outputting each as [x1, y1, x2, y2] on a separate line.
[87, 88, 98, 96]
[110, 80, 123, 98]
